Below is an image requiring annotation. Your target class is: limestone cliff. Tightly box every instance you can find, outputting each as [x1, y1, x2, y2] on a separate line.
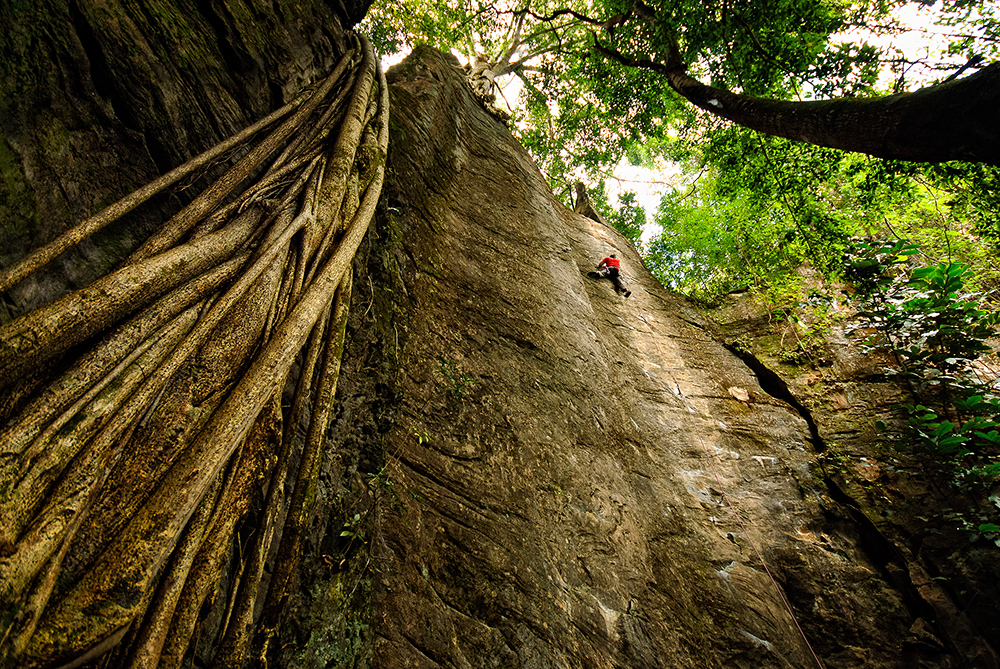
[1, 3, 998, 667]
[343, 47, 998, 668]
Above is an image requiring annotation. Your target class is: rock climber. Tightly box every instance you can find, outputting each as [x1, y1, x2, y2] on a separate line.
[595, 254, 631, 297]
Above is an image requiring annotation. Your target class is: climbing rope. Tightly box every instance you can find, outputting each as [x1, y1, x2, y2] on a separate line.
[632, 305, 826, 669]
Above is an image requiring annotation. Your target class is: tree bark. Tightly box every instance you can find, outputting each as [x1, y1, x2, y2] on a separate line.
[0, 27, 388, 667]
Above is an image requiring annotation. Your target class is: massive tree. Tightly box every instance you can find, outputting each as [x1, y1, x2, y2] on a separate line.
[0, 2, 384, 666]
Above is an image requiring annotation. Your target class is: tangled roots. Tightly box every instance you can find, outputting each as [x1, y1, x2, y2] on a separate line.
[0, 32, 388, 669]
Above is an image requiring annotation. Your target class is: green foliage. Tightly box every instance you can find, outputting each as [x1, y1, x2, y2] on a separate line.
[339, 513, 365, 541]
[855, 257, 999, 381]
[361, 0, 922, 191]
[842, 238, 918, 294]
[606, 191, 646, 245]
[411, 426, 432, 444]
[513, 41, 681, 192]
[361, 1, 468, 55]
[581, 181, 646, 246]
[643, 154, 825, 306]
[922, 162, 1000, 244]
[934, 1, 1000, 65]
[642, 125, 906, 305]
[779, 291, 839, 365]
[644, 116, 1000, 312]
[849, 241, 1000, 540]
[644, 190, 762, 303]
[364, 1, 1000, 303]
[436, 355, 477, 396]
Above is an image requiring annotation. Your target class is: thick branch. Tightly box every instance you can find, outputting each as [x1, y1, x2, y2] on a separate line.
[593, 36, 1000, 165]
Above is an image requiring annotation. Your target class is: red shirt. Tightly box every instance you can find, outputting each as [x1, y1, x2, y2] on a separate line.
[599, 256, 620, 269]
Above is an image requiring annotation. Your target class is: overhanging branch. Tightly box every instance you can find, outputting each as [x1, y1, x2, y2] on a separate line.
[590, 32, 1000, 165]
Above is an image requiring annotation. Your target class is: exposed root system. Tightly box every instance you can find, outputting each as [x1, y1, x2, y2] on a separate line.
[0, 32, 388, 669]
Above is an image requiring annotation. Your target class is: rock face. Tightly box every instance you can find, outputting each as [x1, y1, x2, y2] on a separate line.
[709, 277, 1000, 669]
[2, 3, 998, 666]
[356, 47, 999, 668]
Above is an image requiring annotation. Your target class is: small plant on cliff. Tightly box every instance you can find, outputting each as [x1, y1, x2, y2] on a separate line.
[340, 513, 366, 543]
[436, 355, 478, 397]
[848, 239, 1000, 539]
[779, 292, 840, 366]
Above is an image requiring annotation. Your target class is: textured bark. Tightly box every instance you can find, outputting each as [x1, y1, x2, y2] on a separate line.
[0, 0, 371, 317]
[0, 3, 386, 665]
[667, 63, 1000, 165]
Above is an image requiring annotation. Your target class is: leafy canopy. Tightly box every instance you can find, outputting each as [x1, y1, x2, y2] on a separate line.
[363, 1, 1000, 301]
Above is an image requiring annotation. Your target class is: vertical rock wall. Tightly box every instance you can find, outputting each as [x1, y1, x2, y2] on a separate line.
[364, 46, 997, 668]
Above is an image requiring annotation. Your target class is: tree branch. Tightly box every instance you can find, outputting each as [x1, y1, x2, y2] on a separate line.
[591, 31, 1000, 165]
[521, 6, 606, 27]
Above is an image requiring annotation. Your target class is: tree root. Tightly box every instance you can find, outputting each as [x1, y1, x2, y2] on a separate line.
[0, 32, 388, 669]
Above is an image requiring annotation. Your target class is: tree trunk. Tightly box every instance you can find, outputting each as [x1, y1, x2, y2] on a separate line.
[666, 62, 1000, 165]
[0, 3, 384, 667]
